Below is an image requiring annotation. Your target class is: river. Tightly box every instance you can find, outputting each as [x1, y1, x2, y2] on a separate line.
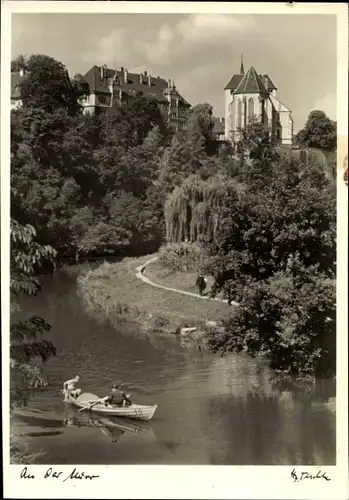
[11, 269, 336, 465]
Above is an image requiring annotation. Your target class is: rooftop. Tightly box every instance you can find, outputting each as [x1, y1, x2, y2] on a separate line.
[82, 65, 191, 107]
[233, 66, 269, 96]
[212, 116, 225, 135]
[224, 69, 277, 93]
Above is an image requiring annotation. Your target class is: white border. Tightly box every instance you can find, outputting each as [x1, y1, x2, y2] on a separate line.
[1, 3, 348, 499]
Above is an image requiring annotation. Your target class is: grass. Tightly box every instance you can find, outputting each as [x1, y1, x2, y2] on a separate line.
[77, 254, 232, 336]
[146, 259, 216, 296]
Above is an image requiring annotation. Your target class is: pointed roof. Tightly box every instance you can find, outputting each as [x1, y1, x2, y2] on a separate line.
[224, 74, 244, 91]
[233, 66, 269, 96]
[259, 73, 277, 91]
[240, 54, 245, 75]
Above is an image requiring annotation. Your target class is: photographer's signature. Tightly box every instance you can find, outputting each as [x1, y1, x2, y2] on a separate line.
[291, 469, 331, 483]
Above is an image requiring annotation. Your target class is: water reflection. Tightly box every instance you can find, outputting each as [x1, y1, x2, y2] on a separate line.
[63, 405, 156, 445]
[13, 271, 336, 465]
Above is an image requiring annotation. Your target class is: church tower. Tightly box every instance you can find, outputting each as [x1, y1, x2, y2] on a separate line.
[224, 59, 278, 143]
[224, 55, 245, 142]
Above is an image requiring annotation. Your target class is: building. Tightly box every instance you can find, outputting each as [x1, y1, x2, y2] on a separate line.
[11, 69, 27, 110]
[224, 57, 293, 145]
[10, 64, 191, 132]
[212, 116, 226, 142]
[81, 65, 191, 131]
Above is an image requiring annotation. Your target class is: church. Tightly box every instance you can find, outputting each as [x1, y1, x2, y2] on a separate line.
[224, 57, 293, 145]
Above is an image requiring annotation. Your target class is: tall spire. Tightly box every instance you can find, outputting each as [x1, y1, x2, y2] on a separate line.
[240, 54, 245, 74]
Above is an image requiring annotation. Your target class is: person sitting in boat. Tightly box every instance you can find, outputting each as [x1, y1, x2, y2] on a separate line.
[63, 375, 81, 399]
[103, 384, 132, 407]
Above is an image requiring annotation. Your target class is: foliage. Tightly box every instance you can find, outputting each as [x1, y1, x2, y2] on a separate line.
[10, 219, 57, 407]
[158, 241, 209, 273]
[205, 122, 336, 378]
[11, 52, 337, 379]
[16, 54, 89, 116]
[296, 110, 337, 152]
[206, 270, 335, 377]
[11, 55, 169, 258]
[164, 174, 242, 243]
[187, 103, 214, 139]
[186, 102, 219, 155]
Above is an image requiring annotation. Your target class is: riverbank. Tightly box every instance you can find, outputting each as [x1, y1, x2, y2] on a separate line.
[145, 259, 216, 297]
[77, 254, 233, 337]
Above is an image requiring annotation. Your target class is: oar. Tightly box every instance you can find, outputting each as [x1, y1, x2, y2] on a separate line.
[78, 399, 102, 412]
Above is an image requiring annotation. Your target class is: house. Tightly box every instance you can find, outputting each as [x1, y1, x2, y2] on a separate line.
[10, 64, 191, 132]
[212, 117, 225, 142]
[80, 65, 191, 131]
[224, 57, 293, 146]
[11, 69, 27, 110]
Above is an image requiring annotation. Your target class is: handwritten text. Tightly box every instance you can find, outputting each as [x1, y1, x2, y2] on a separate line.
[20, 467, 99, 482]
[291, 469, 331, 483]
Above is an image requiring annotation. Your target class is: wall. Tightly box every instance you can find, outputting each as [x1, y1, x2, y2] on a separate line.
[11, 99, 22, 110]
[224, 89, 233, 140]
[82, 93, 97, 115]
[279, 112, 293, 145]
[269, 95, 293, 145]
[226, 92, 266, 143]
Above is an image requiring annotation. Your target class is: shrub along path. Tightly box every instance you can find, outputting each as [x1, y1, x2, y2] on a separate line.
[135, 256, 238, 306]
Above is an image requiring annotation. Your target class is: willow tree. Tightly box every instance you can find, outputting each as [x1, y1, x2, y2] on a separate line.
[164, 174, 240, 243]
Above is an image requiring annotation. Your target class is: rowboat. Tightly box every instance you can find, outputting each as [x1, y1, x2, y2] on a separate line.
[64, 391, 157, 421]
[63, 405, 156, 442]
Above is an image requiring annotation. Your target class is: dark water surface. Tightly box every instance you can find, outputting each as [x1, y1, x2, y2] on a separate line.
[12, 271, 336, 465]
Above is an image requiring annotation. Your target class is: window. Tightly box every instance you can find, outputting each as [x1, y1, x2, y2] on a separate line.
[99, 95, 108, 105]
[248, 98, 254, 120]
[261, 100, 265, 123]
[237, 99, 242, 128]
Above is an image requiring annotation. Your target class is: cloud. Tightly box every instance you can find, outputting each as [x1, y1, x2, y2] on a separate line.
[138, 23, 175, 65]
[80, 14, 258, 72]
[82, 28, 131, 67]
[81, 22, 176, 69]
[176, 14, 257, 43]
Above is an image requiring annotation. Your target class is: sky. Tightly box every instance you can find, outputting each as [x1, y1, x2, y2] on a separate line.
[11, 13, 337, 132]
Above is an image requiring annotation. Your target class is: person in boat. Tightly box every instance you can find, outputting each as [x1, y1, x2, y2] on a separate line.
[63, 375, 81, 399]
[196, 275, 207, 296]
[102, 384, 132, 407]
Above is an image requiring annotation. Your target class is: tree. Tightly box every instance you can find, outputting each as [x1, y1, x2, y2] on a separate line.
[234, 118, 280, 188]
[107, 96, 168, 147]
[158, 133, 218, 191]
[187, 103, 214, 139]
[16, 54, 89, 115]
[296, 110, 336, 152]
[206, 269, 335, 378]
[205, 125, 336, 378]
[10, 219, 57, 406]
[164, 174, 241, 243]
[186, 103, 217, 155]
[11, 54, 27, 72]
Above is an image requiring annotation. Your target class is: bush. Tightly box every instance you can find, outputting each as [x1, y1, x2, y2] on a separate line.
[206, 270, 335, 378]
[158, 241, 209, 272]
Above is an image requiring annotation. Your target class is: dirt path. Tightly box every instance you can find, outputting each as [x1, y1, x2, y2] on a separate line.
[135, 257, 238, 306]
